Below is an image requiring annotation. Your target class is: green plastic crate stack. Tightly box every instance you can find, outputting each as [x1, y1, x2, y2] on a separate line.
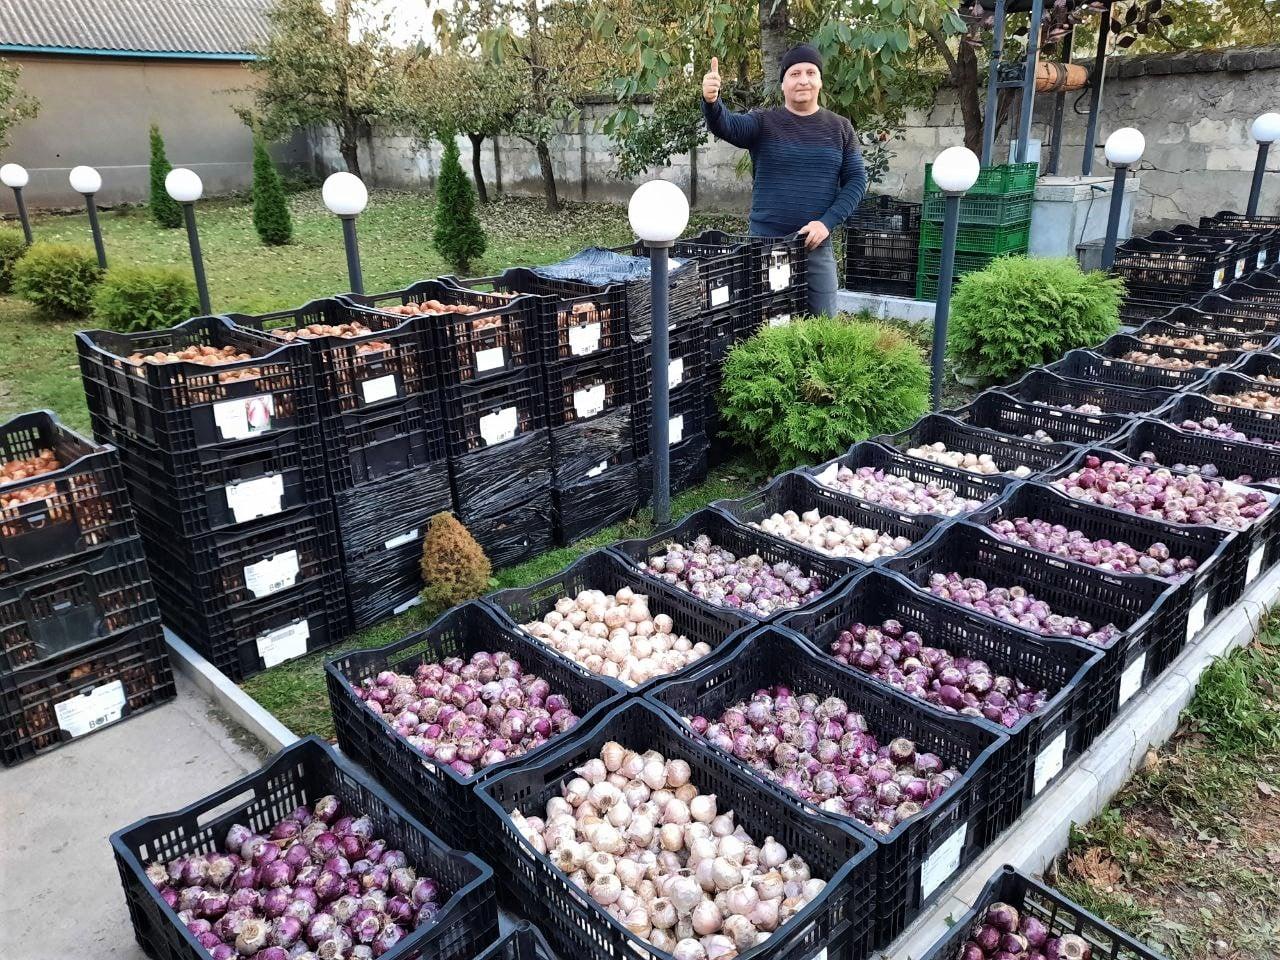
[916, 162, 1037, 300]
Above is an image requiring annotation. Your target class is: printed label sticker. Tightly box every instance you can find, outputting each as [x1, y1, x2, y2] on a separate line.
[1118, 653, 1147, 707]
[920, 823, 967, 899]
[214, 394, 275, 441]
[225, 474, 285, 523]
[710, 284, 730, 307]
[1033, 730, 1068, 795]
[479, 406, 519, 446]
[568, 322, 602, 356]
[475, 346, 507, 373]
[361, 374, 399, 405]
[55, 680, 126, 737]
[573, 384, 607, 420]
[256, 620, 310, 669]
[243, 550, 300, 599]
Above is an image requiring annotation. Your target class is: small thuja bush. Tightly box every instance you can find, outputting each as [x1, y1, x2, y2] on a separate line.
[420, 511, 492, 617]
[948, 256, 1123, 381]
[720, 315, 930, 470]
[12, 242, 103, 316]
[0, 228, 25, 292]
[433, 137, 486, 272]
[149, 125, 183, 228]
[92, 265, 200, 332]
[252, 129, 293, 246]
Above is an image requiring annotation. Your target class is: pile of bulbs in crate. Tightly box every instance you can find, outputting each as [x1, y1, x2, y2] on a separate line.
[71, 234, 810, 680]
[97, 209, 1280, 960]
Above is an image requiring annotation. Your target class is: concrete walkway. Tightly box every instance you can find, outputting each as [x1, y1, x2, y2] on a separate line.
[1, 671, 266, 960]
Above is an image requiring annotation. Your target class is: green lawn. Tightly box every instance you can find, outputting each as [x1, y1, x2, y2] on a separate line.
[0, 188, 747, 431]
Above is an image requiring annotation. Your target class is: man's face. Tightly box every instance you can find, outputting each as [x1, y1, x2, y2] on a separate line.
[782, 62, 821, 109]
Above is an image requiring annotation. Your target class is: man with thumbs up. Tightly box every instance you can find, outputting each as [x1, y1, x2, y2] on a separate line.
[701, 45, 866, 318]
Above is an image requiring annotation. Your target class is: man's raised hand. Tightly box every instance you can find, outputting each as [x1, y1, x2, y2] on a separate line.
[702, 57, 721, 104]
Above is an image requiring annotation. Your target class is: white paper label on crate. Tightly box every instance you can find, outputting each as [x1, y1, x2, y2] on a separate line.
[710, 284, 730, 308]
[919, 823, 967, 900]
[214, 394, 275, 441]
[243, 550, 301, 599]
[808, 949, 828, 960]
[479, 406, 518, 446]
[384, 528, 419, 551]
[361, 374, 399, 405]
[668, 358, 685, 390]
[475, 346, 507, 373]
[769, 313, 792, 328]
[1185, 593, 1209, 643]
[1237, 258, 1249, 278]
[225, 474, 285, 523]
[568, 322, 602, 356]
[1247, 543, 1266, 584]
[1214, 267, 1226, 289]
[1117, 652, 1147, 708]
[1259, 251, 1268, 269]
[1032, 730, 1068, 795]
[769, 260, 792, 292]
[669, 415, 685, 446]
[55, 680, 126, 738]
[573, 384, 607, 420]
[587, 460, 609, 479]
[256, 620, 310, 669]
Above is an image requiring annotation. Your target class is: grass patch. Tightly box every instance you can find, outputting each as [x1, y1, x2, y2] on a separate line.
[1049, 613, 1280, 959]
[240, 463, 759, 739]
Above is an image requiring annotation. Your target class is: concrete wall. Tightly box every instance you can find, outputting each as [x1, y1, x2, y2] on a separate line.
[0, 54, 310, 210]
[310, 45, 1280, 229]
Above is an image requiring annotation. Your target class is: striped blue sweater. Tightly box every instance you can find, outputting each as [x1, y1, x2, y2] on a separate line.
[701, 98, 867, 237]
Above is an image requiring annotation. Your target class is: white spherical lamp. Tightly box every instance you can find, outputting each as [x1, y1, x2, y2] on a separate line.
[322, 172, 368, 217]
[1251, 113, 1280, 145]
[165, 168, 203, 203]
[1104, 128, 1145, 166]
[931, 146, 980, 194]
[69, 165, 102, 195]
[0, 163, 29, 189]
[628, 179, 690, 244]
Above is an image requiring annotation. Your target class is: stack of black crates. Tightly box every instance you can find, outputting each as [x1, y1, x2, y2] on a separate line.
[228, 297, 453, 630]
[77, 317, 346, 680]
[0, 411, 173, 765]
[843, 195, 921, 297]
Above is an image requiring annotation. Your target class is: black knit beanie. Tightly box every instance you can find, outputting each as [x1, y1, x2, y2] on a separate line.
[779, 44, 823, 82]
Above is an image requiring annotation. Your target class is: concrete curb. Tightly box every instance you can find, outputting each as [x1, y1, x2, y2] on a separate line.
[883, 561, 1280, 959]
[164, 627, 299, 753]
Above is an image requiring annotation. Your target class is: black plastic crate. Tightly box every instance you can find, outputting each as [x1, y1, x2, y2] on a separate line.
[1042, 446, 1280, 602]
[1121, 417, 1280, 489]
[650, 231, 756, 313]
[467, 490, 556, 570]
[1189, 369, 1280, 417]
[450, 430, 552, 524]
[326, 601, 622, 850]
[632, 381, 707, 460]
[442, 367, 547, 459]
[646, 626, 1008, 945]
[1091, 332, 1242, 376]
[1142, 303, 1280, 340]
[111, 736, 499, 960]
[155, 565, 349, 681]
[920, 865, 1169, 960]
[474, 922, 556, 960]
[323, 394, 447, 493]
[713, 469, 937, 571]
[882, 522, 1173, 736]
[629, 320, 708, 408]
[876, 413, 1079, 481]
[779, 569, 1100, 814]
[1047, 347, 1216, 392]
[441, 269, 630, 363]
[1002, 369, 1176, 417]
[0, 538, 160, 674]
[947, 390, 1134, 447]
[336, 459, 454, 561]
[77, 316, 319, 452]
[602, 241, 707, 339]
[1153, 391, 1280, 452]
[1, 620, 174, 766]
[1194, 281, 1280, 324]
[544, 346, 631, 429]
[609, 508, 851, 621]
[549, 411, 634, 488]
[136, 501, 341, 616]
[486, 549, 752, 695]
[227, 298, 434, 415]
[968, 481, 1241, 671]
[1112, 236, 1243, 294]
[1132, 318, 1278, 354]
[1229, 350, 1280, 384]
[845, 197, 921, 296]
[689, 230, 809, 303]
[0, 411, 138, 579]
[111, 427, 328, 539]
[1205, 210, 1280, 265]
[637, 433, 713, 500]
[345, 538, 428, 629]
[1119, 295, 1181, 326]
[1155, 225, 1264, 280]
[551, 455, 640, 544]
[736, 286, 811, 341]
[344, 279, 541, 387]
[477, 697, 878, 960]
[805, 441, 1012, 527]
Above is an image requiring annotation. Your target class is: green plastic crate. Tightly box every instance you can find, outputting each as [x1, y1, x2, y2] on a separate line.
[919, 220, 1031, 256]
[917, 248, 1012, 276]
[923, 192, 1033, 227]
[925, 161, 1038, 196]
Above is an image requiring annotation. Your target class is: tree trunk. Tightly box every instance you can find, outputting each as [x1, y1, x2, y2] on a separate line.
[689, 142, 698, 209]
[956, 43, 984, 154]
[535, 140, 560, 212]
[493, 138, 503, 194]
[467, 132, 489, 203]
[758, 0, 788, 98]
[339, 128, 362, 180]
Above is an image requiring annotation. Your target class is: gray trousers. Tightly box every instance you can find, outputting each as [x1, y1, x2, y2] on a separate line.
[806, 239, 838, 317]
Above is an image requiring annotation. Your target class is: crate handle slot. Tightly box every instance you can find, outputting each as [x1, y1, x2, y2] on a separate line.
[196, 789, 256, 829]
